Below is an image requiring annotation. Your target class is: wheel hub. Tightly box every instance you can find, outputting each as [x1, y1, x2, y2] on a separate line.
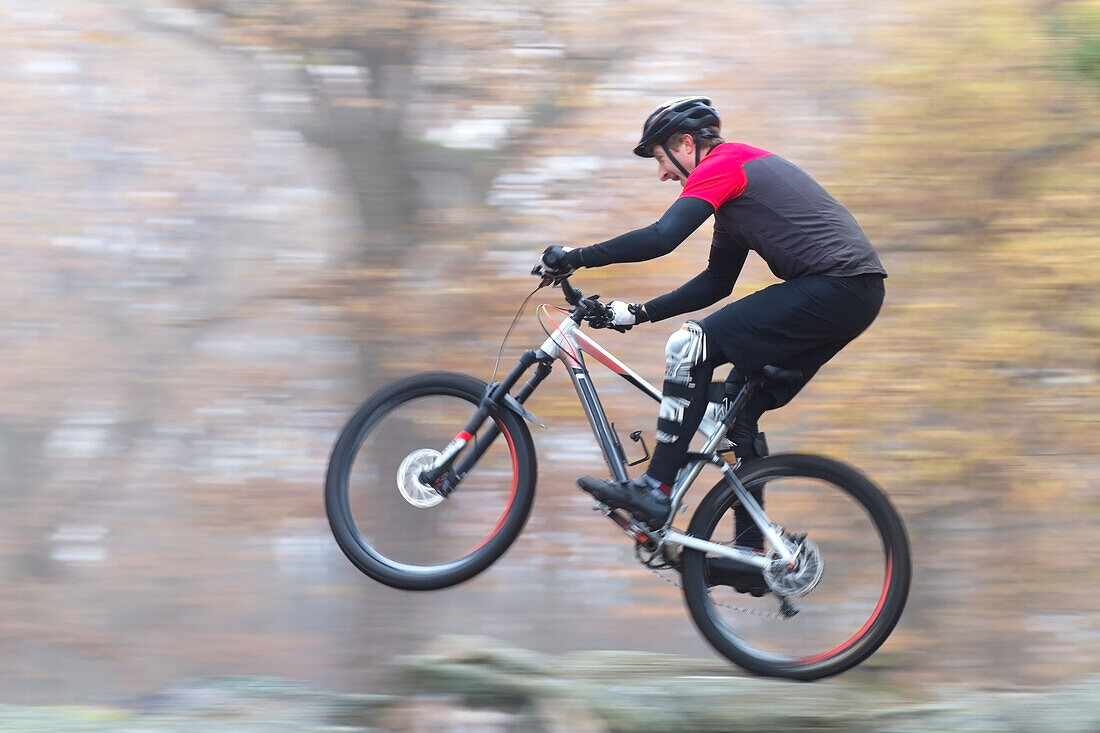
[396, 449, 446, 507]
[763, 535, 823, 597]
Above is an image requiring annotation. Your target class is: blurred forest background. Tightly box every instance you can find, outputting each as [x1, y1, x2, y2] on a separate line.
[0, 0, 1097, 718]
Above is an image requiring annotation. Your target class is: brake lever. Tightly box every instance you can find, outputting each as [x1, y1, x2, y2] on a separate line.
[584, 297, 632, 333]
[583, 297, 621, 331]
[531, 268, 570, 290]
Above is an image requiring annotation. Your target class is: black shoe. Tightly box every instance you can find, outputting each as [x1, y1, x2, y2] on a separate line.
[706, 553, 770, 597]
[577, 475, 671, 528]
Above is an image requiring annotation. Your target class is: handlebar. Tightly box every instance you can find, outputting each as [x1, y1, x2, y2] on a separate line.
[558, 275, 583, 306]
[542, 274, 627, 332]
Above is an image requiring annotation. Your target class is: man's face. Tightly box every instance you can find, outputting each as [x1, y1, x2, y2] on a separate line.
[652, 135, 694, 186]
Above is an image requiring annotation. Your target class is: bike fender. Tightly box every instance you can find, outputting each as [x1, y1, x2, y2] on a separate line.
[503, 394, 547, 428]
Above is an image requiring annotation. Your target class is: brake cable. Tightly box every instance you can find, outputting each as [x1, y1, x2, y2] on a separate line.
[489, 281, 546, 385]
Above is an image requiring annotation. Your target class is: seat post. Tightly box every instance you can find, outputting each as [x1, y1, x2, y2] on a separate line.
[719, 377, 757, 432]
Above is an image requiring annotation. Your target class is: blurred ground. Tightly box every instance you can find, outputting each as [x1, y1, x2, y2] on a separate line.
[1, 643, 1099, 732]
[0, 0, 1097, 721]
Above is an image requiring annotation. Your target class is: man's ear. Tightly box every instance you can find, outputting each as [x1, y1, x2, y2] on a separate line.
[677, 132, 695, 154]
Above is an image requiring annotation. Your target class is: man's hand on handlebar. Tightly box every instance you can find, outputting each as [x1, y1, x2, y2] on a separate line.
[531, 245, 576, 281]
[582, 299, 635, 333]
[607, 301, 636, 329]
[530, 248, 644, 332]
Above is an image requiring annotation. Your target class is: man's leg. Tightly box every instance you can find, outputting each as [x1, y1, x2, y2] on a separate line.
[726, 387, 774, 550]
[579, 275, 883, 528]
[577, 321, 723, 527]
[645, 321, 724, 487]
[702, 274, 885, 549]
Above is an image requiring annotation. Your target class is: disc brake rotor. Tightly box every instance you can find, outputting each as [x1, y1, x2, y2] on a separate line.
[763, 535, 823, 597]
[396, 449, 446, 508]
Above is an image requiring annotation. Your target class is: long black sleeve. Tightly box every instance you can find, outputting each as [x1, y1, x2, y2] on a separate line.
[643, 242, 748, 323]
[571, 197, 715, 268]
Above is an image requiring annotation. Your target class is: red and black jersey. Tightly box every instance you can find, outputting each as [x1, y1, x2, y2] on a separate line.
[681, 143, 884, 281]
[573, 142, 885, 322]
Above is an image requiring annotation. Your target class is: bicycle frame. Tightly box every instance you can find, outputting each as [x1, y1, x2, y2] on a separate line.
[422, 286, 793, 569]
[532, 304, 789, 567]
[534, 303, 712, 482]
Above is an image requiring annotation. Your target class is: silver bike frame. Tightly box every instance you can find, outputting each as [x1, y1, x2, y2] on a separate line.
[534, 307, 790, 568]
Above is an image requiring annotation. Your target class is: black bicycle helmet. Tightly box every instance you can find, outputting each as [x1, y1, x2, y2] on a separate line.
[633, 96, 721, 158]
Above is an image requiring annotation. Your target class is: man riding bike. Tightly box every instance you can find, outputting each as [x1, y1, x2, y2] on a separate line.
[533, 96, 886, 550]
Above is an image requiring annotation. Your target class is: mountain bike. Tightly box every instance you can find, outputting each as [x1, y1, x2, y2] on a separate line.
[325, 276, 911, 680]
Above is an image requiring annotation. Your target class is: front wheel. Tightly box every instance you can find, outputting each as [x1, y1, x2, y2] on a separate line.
[681, 454, 911, 680]
[325, 372, 537, 590]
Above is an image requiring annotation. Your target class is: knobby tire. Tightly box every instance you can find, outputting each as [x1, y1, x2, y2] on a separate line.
[681, 453, 911, 680]
[325, 372, 537, 590]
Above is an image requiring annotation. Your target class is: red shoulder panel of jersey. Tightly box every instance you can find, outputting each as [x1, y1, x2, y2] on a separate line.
[679, 143, 773, 209]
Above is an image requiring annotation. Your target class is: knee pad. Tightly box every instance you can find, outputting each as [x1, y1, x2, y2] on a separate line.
[664, 321, 707, 384]
[656, 322, 707, 444]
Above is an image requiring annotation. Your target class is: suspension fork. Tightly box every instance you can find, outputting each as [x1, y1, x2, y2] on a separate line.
[420, 351, 552, 489]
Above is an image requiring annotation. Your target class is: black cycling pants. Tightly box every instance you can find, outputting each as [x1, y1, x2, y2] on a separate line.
[646, 273, 885, 485]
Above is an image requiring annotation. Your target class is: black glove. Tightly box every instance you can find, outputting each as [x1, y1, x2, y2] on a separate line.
[531, 246, 577, 279]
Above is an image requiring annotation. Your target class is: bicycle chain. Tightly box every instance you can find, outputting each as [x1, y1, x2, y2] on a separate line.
[638, 547, 787, 620]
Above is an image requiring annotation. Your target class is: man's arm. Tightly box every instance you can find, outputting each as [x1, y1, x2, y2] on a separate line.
[566, 197, 715, 268]
[642, 230, 748, 323]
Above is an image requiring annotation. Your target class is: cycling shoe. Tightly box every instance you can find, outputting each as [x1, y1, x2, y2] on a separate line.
[706, 552, 770, 597]
[578, 475, 670, 529]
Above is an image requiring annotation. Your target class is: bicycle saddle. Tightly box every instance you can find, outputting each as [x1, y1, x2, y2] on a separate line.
[759, 365, 804, 383]
[709, 366, 804, 402]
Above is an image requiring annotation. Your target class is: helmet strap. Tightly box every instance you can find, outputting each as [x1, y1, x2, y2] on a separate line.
[661, 139, 692, 180]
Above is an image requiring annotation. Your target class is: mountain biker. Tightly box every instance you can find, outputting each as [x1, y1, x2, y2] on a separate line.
[533, 96, 886, 547]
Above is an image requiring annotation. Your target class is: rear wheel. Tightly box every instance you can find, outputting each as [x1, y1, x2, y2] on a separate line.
[325, 372, 537, 590]
[681, 454, 910, 680]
